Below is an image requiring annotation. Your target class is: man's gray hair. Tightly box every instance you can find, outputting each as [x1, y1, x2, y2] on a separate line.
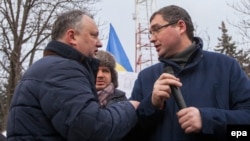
[51, 10, 93, 40]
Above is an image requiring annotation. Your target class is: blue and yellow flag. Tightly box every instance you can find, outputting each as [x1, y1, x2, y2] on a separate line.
[106, 24, 133, 72]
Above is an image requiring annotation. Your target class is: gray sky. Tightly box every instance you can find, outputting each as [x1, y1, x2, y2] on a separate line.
[96, 0, 241, 70]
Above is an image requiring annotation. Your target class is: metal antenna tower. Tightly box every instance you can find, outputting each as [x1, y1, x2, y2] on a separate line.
[134, 0, 158, 72]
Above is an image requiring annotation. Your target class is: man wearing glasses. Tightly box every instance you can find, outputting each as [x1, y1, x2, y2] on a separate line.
[123, 5, 250, 141]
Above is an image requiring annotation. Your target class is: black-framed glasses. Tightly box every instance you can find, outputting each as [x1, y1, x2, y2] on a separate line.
[149, 22, 177, 38]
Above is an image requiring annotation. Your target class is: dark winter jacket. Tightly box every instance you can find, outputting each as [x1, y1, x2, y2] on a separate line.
[106, 89, 127, 107]
[123, 37, 250, 141]
[0, 134, 6, 141]
[7, 40, 137, 141]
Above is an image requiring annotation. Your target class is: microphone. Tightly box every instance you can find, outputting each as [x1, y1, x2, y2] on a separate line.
[164, 67, 187, 109]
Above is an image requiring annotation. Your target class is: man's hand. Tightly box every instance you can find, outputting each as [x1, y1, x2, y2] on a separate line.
[177, 107, 202, 134]
[151, 73, 182, 109]
[129, 100, 140, 109]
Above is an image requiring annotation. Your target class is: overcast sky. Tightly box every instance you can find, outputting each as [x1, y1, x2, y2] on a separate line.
[95, 0, 241, 70]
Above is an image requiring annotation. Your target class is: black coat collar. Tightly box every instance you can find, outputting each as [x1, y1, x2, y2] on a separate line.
[44, 40, 100, 75]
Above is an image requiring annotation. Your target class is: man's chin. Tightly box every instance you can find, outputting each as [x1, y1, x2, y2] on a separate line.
[96, 86, 105, 90]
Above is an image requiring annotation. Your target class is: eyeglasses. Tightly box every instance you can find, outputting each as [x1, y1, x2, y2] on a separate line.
[149, 22, 177, 38]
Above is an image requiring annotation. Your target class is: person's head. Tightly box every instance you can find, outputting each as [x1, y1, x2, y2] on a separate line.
[51, 10, 102, 58]
[149, 5, 194, 58]
[95, 50, 118, 91]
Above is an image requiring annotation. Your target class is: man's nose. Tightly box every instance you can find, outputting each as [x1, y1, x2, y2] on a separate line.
[96, 39, 103, 48]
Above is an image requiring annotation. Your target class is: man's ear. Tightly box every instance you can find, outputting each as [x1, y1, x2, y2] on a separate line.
[177, 20, 186, 35]
[65, 29, 77, 46]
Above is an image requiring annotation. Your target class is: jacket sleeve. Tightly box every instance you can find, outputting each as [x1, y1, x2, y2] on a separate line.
[40, 60, 137, 141]
[199, 59, 250, 136]
[123, 70, 164, 140]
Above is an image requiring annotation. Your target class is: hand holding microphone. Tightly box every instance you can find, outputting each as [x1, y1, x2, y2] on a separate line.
[151, 67, 186, 110]
[164, 67, 187, 109]
[163, 67, 202, 133]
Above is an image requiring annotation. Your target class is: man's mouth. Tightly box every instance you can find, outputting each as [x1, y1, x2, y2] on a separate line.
[155, 45, 160, 52]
